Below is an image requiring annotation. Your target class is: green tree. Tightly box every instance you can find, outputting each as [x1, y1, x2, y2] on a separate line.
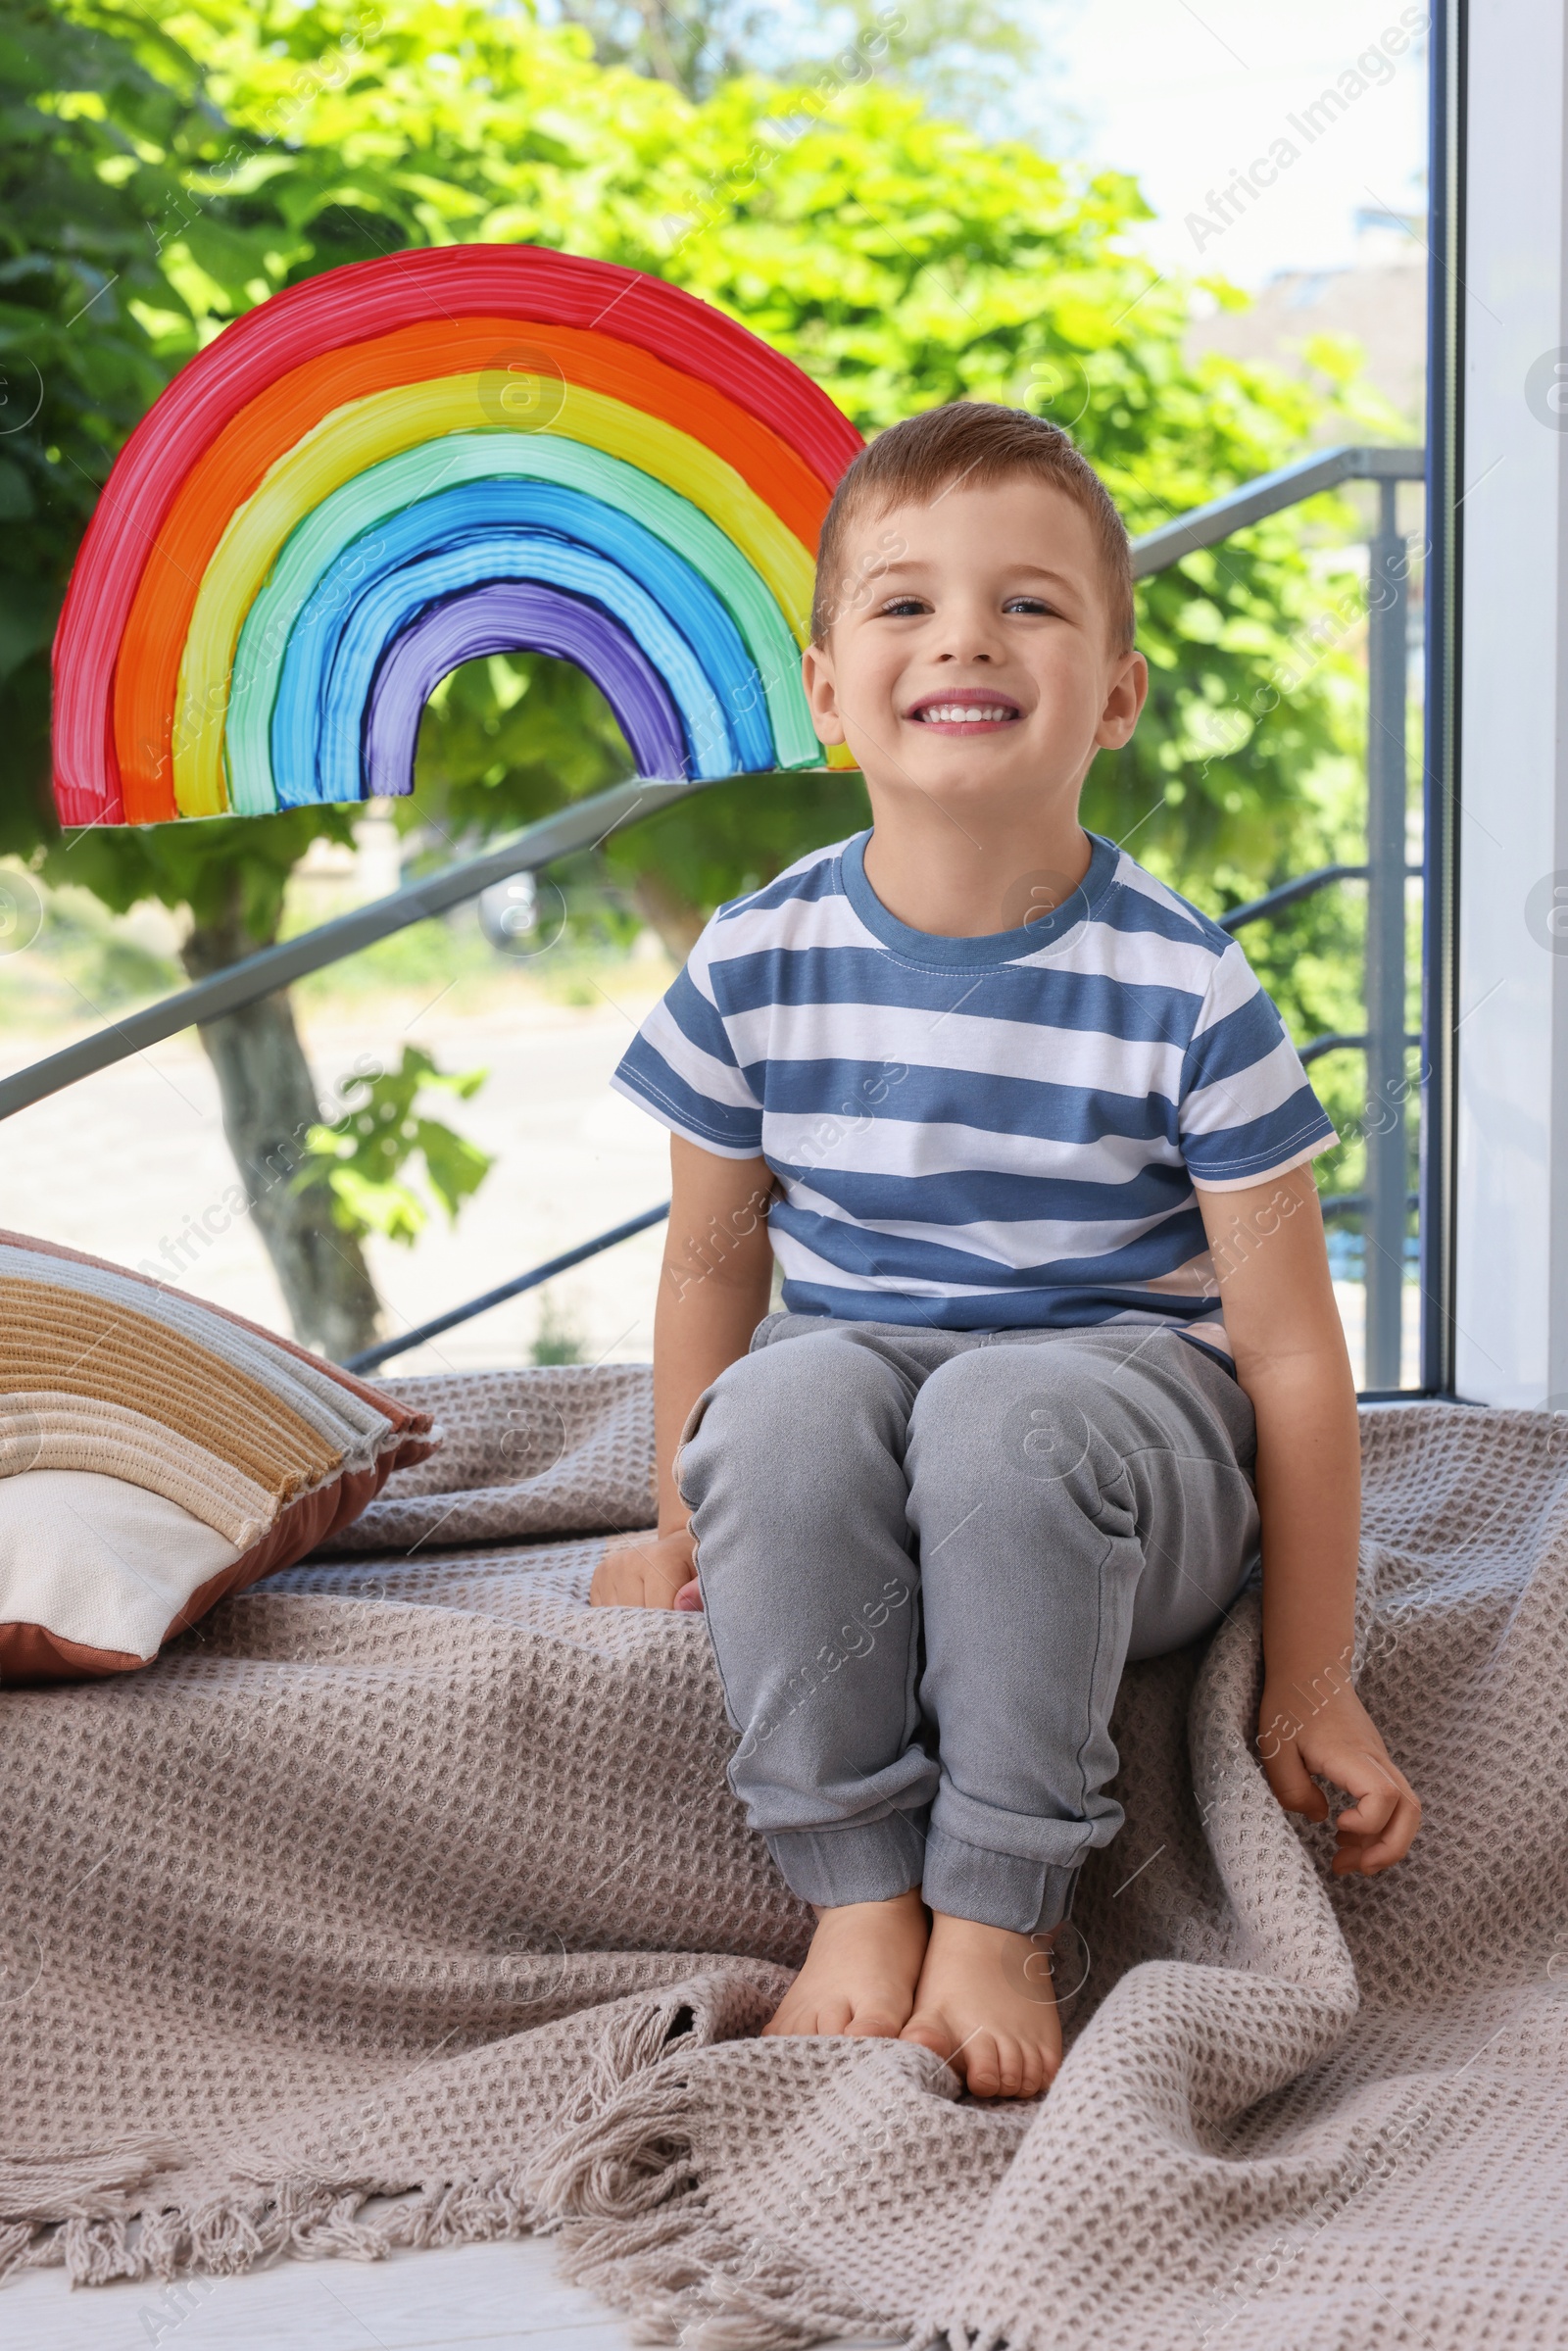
[0, 0, 196, 855]
[0, 0, 392, 1349]
[546, 0, 1044, 116]
[293, 1045, 493, 1245]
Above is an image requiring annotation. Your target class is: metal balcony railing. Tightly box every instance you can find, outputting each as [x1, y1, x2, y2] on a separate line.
[0, 443, 1427, 1390]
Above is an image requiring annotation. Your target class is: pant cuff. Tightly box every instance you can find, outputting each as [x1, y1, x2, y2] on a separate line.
[767, 1811, 928, 1910]
[921, 1825, 1079, 1935]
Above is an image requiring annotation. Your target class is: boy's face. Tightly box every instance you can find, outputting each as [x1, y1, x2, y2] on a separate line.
[802, 475, 1148, 828]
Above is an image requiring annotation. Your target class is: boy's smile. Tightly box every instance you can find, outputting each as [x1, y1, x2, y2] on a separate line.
[905, 690, 1022, 736]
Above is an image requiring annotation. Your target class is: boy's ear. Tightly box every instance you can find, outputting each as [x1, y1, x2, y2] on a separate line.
[1097, 649, 1149, 751]
[801, 640, 847, 748]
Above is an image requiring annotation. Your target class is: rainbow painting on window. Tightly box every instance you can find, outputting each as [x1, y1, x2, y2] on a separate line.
[52, 246, 863, 826]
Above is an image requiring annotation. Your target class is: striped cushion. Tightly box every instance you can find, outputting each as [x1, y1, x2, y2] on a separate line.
[0, 1232, 434, 1680]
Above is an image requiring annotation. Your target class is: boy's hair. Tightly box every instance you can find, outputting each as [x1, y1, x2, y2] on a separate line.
[811, 401, 1135, 654]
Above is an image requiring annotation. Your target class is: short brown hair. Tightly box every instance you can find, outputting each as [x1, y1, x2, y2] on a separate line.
[811, 401, 1135, 652]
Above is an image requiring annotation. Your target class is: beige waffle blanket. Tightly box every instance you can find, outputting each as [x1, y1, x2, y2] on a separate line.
[3, 1366, 1567, 2350]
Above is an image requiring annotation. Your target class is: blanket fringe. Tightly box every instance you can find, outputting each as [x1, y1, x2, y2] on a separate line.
[0, 2181, 413, 2289]
[0, 2144, 181, 2286]
[559, 2204, 881, 2351]
[532, 1996, 890, 2350]
[529, 2063, 698, 2222]
[0, 2135, 882, 2347]
[0, 1970, 888, 2345]
[380, 2170, 539, 2254]
[0, 1977, 783, 2312]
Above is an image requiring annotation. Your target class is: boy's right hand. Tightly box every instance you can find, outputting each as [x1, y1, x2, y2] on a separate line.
[589, 1526, 701, 1610]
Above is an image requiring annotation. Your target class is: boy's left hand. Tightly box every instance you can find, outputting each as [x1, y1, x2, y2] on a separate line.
[1256, 1680, 1421, 1875]
[589, 1526, 703, 1610]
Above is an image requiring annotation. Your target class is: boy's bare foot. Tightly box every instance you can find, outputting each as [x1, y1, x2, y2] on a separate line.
[900, 1910, 1063, 2099]
[762, 1887, 929, 2039]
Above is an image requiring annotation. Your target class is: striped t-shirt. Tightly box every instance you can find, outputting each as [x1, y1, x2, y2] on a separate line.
[611, 829, 1338, 1353]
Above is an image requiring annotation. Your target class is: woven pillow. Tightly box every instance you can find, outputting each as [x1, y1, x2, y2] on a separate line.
[0, 1231, 435, 1681]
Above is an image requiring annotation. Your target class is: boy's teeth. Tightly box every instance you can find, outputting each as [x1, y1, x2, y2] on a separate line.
[919, 704, 1014, 722]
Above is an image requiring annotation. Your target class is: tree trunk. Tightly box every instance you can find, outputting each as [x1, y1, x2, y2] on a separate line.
[631, 869, 708, 960]
[180, 888, 382, 1361]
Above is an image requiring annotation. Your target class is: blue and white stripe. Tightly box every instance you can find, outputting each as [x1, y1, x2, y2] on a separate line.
[612, 829, 1337, 1345]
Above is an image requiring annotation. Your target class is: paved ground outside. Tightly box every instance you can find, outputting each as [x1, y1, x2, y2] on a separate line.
[0, 981, 675, 1378]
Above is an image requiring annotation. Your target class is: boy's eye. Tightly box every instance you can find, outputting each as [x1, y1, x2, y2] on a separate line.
[876, 596, 929, 618]
[1003, 596, 1054, 615]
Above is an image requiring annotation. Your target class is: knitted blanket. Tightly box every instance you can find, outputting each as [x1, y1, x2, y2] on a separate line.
[3, 1367, 1567, 2350]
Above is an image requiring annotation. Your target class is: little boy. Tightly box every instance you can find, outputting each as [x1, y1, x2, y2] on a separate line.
[590, 402, 1420, 2101]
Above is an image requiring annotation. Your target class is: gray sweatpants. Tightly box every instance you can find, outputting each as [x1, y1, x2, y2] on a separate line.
[677, 1313, 1260, 1935]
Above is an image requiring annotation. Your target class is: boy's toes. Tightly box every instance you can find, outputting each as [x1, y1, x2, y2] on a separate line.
[904, 1914, 1062, 2100]
[761, 1892, 929, 2041]
[898, 2012, 956, 2067]
[996, 2038, 1028, 2101]
[901, 2012, 1058, 2099]
[959, 2033, 1054, 2101]
[764, 1988, 849, 2036]
[844, 2001, 906, 2039]
[964, 2033, 1007, 2099]
[998, 2036, 1038, 2101]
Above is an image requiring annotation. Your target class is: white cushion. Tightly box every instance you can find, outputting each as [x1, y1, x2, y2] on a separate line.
[0, 1470, 241, 1662]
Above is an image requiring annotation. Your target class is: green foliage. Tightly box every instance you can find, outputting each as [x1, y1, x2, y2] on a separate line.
[529, 1291, 587, 1364]
[598, 766, 870, 915]
[292, 1043, 494, 1245]
[411, 652, 637, 857]
[0, 0, 211, 854]
[0, 867, 181, 1025]
[549, 0, 768, 101]
[52, 803, 359, 937]
[550, 0, 1044, 117]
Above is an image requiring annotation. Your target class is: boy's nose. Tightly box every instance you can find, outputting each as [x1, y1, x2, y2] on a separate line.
[930, 650, 1004, 677]
[929, 605, 1008, 663]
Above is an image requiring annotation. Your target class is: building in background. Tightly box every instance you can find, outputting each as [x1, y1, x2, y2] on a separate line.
[1186, 207, 1426, 431]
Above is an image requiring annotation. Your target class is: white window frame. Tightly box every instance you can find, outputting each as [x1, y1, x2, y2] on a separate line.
[1447, 0, 1568, 1405]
